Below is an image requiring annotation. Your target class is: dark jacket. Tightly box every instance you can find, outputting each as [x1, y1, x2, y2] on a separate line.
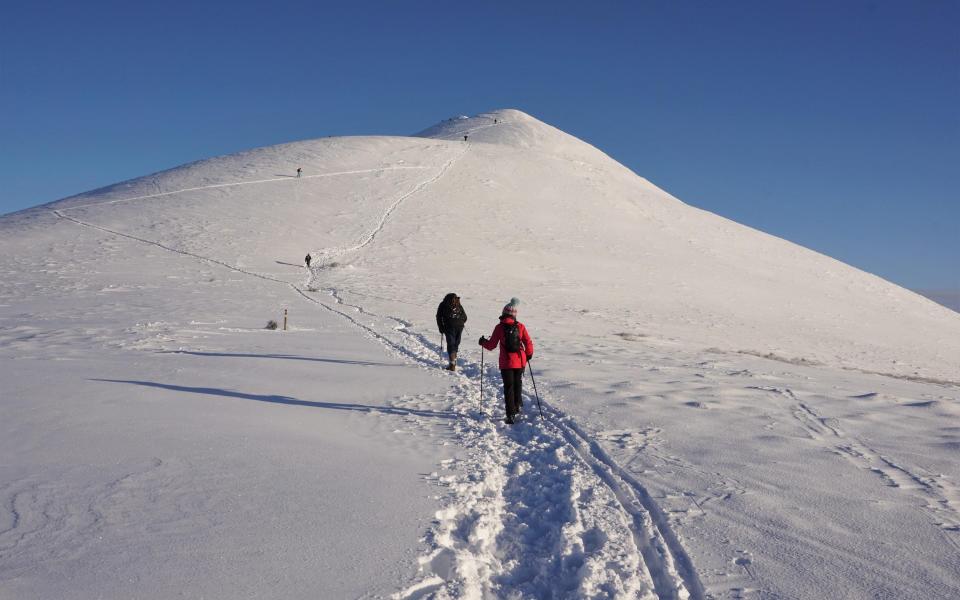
[480, 316, 533, 369]
[436, 294, 468, 333]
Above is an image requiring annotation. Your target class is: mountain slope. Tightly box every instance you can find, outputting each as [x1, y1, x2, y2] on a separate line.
[2, 109, 958, 599]
[23, 108, 958, 382]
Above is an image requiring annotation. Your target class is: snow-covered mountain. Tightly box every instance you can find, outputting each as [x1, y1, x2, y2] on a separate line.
[25, 108, 959, 383]
[2, 109, 958, 599]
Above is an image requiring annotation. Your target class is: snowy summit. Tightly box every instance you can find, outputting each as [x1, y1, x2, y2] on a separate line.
[1, 109, 958, 599]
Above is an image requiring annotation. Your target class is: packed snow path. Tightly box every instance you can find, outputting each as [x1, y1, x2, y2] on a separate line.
[48, 143, 704, 599]
[380, 322, 705, 599]
[320, 286, 703, 600]
[54, 165, 433, 212]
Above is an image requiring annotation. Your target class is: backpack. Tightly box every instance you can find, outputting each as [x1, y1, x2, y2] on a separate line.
[442, 303, 465, 325]
[502, 322, 522, 353]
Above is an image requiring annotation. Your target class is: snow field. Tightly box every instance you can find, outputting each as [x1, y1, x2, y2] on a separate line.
[535, 343, 960, 598]
[3, 108, 959, 599]
[24, 129, 695, 597]
[312, 284, 694, 599]
[0, 278, 458, 598]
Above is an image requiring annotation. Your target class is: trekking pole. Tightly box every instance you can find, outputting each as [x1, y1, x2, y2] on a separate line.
[526, 360, 544, 420]
[439, 334, 444, 362]
[479, 349, 485, 415]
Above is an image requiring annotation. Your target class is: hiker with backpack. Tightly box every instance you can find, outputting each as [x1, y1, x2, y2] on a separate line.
[436, 293, 468, 371]
[479, 297, 534, 424]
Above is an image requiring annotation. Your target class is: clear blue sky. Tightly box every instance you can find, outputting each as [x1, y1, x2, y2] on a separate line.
[2, 0, 957, 291]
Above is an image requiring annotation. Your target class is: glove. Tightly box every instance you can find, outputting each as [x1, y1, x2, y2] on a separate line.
[479, 336, 488, 345]
[526, 353, 533, 361]
[439, 329, 446, 335]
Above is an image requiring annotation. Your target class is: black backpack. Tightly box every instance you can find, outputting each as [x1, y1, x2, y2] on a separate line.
[503, 322, 522, 353]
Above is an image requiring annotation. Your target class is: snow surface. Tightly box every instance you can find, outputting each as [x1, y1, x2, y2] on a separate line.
[1, 108, 958, 599]
[916, 290, 960, 314]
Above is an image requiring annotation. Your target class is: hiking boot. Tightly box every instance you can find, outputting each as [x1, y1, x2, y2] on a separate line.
[504, 416, 515, 425]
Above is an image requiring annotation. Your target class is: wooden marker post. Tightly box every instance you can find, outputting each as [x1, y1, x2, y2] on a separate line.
[283, 309, 288, 331]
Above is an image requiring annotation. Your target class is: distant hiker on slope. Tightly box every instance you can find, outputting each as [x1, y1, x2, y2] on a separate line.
[479, 297, 533, 424]
[296, 167, 302, 178]
[305, 253, 312, 268]
[437, 293, 468, 371]
[463, 135, 468, 141]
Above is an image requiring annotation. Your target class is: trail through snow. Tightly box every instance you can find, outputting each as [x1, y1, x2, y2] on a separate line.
[21, 109, 957, 599]
[56, 165, 432, 211]
[48, 140, 703, 599]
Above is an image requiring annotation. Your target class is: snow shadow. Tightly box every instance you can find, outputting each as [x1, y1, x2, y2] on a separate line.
[157, 350, 403, 367]
[92, 379, 457, 419]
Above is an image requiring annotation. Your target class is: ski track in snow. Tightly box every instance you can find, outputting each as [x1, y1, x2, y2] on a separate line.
[48, 141, 705, 598]
[55, 165, 432, 211]
[750, 386, 960, 534]
[307, 144, 470, 264]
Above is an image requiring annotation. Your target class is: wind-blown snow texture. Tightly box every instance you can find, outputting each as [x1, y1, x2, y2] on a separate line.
[1, 109, 958, 599]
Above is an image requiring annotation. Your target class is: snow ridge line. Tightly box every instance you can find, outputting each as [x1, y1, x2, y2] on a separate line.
[55, 166, 431, 212]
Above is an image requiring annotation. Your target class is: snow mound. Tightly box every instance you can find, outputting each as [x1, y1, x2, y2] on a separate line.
[415, 108, 618, 165]
[2, 109, 959, 600]
[5, 108, 958, 383]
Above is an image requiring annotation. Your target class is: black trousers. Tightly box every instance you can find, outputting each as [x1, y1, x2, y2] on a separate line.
[444, 327, 463, 356]
[500, 368, 523, 417]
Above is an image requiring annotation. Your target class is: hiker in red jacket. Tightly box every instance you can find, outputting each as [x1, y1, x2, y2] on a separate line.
[479, 298, 533, 424]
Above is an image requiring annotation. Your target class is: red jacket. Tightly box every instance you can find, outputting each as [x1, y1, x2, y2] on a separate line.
[480, 316, 534, 369]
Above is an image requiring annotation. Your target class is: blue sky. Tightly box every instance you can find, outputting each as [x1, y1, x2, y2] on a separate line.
[1, 1, 957, 291]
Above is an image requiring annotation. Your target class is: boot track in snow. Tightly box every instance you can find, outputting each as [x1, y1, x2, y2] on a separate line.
[51, 141, 703, 599]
